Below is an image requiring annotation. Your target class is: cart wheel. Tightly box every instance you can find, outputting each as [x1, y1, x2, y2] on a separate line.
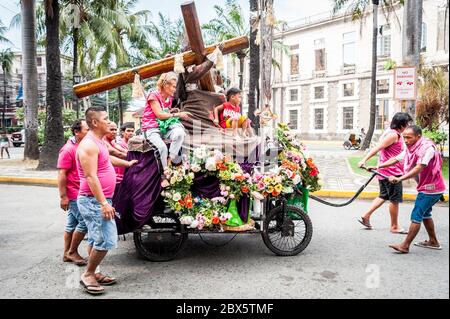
[261, 205, 313, 256]
[343, 141, 352, 150]
[133, 212, 187, 262]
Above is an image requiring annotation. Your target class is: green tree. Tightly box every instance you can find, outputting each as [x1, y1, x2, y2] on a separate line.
[0, 49, 14, 131]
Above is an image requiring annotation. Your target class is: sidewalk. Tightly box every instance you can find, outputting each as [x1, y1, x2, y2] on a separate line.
[0, 156, 448, 201]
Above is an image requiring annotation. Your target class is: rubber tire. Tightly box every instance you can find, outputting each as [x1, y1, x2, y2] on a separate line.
[133, 213, 187, 262]
[261, 205, 313, 256]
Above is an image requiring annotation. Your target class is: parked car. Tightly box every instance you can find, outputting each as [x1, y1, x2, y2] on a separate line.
[11, 129, 25, 147]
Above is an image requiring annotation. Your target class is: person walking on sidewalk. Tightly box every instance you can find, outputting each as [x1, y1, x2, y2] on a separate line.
[76, 106, 137, 295]
[0, 131, 11, 159]
[357, 112, 413, 233]
[58, 120, 90, 266]
[375, 125, 446, 254]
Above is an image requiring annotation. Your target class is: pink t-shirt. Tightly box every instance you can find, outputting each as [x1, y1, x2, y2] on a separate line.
[141, 91, 173, 131]
[106, 138, 128, 184]
[57, 138, 80, 201]
[77, 133, 117, 198]
[403, 138, 446, 194]
[377, 129, 405, 180]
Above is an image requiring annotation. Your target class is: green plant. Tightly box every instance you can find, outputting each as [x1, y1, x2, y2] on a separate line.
[423, 128, 448, 156]
[384, 58, 396, 70]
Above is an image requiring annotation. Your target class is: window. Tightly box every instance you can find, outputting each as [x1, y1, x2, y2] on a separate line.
[377, 79, 390, 94]
[289, 110, 299, 130]
[437, 9, 449, 52]
[343, 83, 355, 97]
[290, 44, 300, 75]
[377, 25, 391, 57]
[314, 108, 324, 130]
[314, 86, 324, 99]
[343, 32, 356, 66]
[421, 23, 427, 52]
[376, 100, 389, 130]
[37, 57, 42, 67]
[289, 89, 299, 102]
[342, 107, 354, 130]
[314, 39, 326, 71]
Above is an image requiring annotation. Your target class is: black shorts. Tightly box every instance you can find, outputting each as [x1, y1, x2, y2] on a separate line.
[379, 177, 403, 203]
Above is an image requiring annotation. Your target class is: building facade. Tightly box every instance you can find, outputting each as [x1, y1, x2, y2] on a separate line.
[225, 0, 449, 140]
[0, 51, 73, 127]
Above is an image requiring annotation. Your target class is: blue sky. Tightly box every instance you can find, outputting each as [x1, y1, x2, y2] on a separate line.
[0, 0, 334, 51]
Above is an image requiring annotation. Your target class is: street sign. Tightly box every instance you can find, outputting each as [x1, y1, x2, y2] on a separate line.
[394, 67, 417, 100]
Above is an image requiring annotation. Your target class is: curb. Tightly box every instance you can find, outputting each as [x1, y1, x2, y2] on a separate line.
[1, 175, 448, 202]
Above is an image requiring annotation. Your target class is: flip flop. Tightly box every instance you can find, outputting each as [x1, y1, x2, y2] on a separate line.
[391, 229, 408, 235]
[414, 241, 442, 250]
[389, 244, 409, 254]
[96, 274, 117, 286]
[358, 217, 372, 229]
[79, 280, 104, 295]
[63, 256, 88, 266]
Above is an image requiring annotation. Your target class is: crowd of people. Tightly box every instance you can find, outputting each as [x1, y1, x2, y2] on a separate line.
[56, 58, 446, 295]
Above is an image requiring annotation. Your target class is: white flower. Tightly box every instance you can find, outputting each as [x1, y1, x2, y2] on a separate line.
[214, 150, 224, 161]
[189, 172, 195, 179]
[176, 176, 183, 182]
[193, 146, 209, 160]
[180, 216, 194, 225]
[172, 193, 182, 201]
[283, 186, 294, 194]
[293, 175, 302, 185]
[191, 164, 201, 173]
[229, 194, 235, 199]
[226, 186, 231, 191]
[190, 220, 199, 229]
[205, 157, 217, 172]
[318, 179, 324, 186]
[170, 177, 177, 185]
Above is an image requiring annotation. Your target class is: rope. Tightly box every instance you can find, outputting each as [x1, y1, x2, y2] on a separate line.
[307, 170, 386, 208]
[198, 232, 238, 247]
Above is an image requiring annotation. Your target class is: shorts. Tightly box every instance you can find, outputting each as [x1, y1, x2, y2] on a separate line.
[65, 200, 88, 233]
[77, 196, 118, 251]
[225, 115, 248, 129]
[410, 192, 443, 224]
[379, 177, 403, 203]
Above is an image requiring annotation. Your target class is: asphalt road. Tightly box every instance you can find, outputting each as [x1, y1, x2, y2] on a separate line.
[0, 184, 448, 299]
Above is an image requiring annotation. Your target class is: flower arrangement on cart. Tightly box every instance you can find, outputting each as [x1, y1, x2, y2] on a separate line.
[161, 123, 324, 231]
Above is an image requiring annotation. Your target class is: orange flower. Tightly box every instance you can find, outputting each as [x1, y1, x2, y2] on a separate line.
[212, 216, 220, 225]
[235, 175, 245, 182]
[216, 161, 228, 171]
[272, 190, 281, 197]
[184, 195, 194, 209]
[241, 186, 250, 194]
[178, 200, 185, 207]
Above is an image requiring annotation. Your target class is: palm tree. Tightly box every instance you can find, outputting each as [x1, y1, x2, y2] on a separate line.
[0, 49, 14, 131]
[38, 0, 65, 170]
[203, 0, 249, 90]
[0, 20, 13, 44]
[332, 0, 401, 150]
[21, 0, 40, 160]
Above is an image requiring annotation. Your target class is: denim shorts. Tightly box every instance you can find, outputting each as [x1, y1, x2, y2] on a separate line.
[411, 192, 444, 224]
[65, 200, 88, 234]
[77, 196, 118, 251]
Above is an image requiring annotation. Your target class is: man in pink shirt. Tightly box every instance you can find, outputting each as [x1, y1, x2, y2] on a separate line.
[57, 119, 89, 266]
[77, 106, 137, 295]
[375, 125, 446, 254]
[118, 122, 135, 149]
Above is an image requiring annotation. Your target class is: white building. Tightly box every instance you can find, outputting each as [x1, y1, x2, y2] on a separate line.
[225, 0, 449, 140]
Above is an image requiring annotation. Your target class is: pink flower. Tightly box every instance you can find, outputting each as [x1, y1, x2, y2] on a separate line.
[257, 182, 266, 190]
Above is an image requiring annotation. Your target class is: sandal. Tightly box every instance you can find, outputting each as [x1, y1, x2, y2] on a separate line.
[79, 280, 104, 295]
[414, 240, 442, 250]
[358, 217, 372, 229]
[96, 274, 117, 286]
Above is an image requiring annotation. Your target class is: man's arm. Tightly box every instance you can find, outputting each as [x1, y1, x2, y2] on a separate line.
[389, 164, 425, 184]
[105, 141, 127, 159]
[213, 104, 224, 126]
[358, 133, 398, 168]
[58, 169, 69, 211]
[78, 140, 115, 220]
[110, 156, 138, 168]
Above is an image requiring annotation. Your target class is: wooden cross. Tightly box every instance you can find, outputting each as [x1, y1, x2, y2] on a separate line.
[74, 1, 248, 98]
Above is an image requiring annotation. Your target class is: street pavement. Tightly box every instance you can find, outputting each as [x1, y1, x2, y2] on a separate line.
[0, 184, 448, 299]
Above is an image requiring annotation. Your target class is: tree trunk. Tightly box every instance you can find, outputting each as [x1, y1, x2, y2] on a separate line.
[362, 2, 379, 151]
[237, 51, 246, 91]
[38, 0, 64, 169]
[2, 71, 6, 130]
[248, 0, 260, 132]
[402, 0, 423, 119]
[118, 86, 123, 125]
[73, 25, 79, 118]
[21, 0, 40, 160]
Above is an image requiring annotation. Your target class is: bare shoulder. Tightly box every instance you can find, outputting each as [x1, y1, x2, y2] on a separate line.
[77, 138, 98, 157]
